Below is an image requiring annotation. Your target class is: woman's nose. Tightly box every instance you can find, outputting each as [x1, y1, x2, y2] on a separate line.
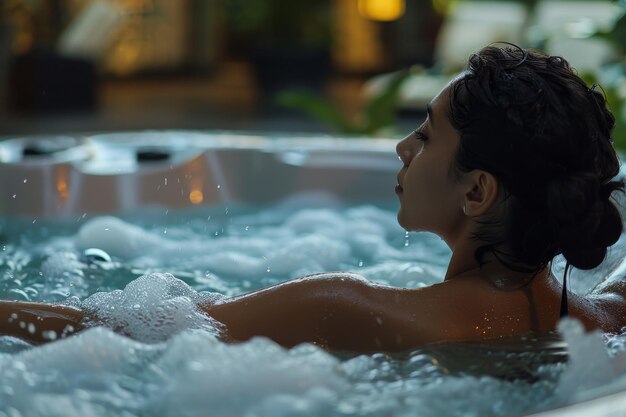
[396, 135, 414, 166]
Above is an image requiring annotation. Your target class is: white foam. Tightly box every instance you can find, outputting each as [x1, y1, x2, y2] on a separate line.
[80, 272, 224, 343]
[556, 319, 614, 398]
[76, 216, 164, 260]
[555, 318, 626, 405]
[359, 262, 444, 287]
[1, 327, 157, 415]
[147, 333, 346, 416]
[70, 207, 440, 290]
[40, 251, 87, 300]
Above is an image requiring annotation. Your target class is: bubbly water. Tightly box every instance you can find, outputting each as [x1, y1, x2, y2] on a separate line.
[1, 200, 626, 417]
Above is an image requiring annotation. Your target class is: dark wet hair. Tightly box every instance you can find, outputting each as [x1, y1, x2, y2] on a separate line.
[447, 44, 625, 290]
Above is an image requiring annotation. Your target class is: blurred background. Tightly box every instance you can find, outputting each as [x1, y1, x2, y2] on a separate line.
[0, 0, 625, 145]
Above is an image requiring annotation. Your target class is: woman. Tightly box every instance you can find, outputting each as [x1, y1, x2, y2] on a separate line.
[2, 45, 625, 352]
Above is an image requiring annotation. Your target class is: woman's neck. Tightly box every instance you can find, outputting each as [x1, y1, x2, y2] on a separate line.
[443, 234, 551, 285]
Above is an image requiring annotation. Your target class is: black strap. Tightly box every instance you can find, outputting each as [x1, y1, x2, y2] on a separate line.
[559, 261, 571, 319]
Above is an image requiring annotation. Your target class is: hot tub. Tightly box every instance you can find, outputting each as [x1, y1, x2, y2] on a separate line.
[0, 131, 399, 218]
[0, 131, 625, 417]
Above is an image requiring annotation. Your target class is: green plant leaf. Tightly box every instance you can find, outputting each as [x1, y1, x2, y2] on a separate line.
[362, 70, 411, 135]
[604, 87, 626, 150]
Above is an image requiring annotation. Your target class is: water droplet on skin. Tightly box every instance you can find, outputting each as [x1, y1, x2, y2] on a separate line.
[62, 325, 75, 337]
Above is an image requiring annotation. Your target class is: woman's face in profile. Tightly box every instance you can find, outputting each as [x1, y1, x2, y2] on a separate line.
[395, 86, 466, 242]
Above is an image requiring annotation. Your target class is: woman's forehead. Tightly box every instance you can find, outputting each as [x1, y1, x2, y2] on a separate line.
[428, 87, 461, 150]
[427, 84, 452, 117]
[429, 86, 452, 120]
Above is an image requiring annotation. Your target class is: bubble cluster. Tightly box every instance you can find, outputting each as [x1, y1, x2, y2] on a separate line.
[40, 252, 87, 300]
[73, 206, 448, 290]
[80, 272, 225, 343]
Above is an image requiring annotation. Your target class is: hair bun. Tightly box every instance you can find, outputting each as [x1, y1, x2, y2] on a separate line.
[545, 173, 598, 224]
[561, 245, 607, 270]
[548, 177, 624, 270]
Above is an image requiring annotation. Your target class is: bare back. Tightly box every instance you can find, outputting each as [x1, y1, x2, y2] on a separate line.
[1, 272, 625, 351]
[203, 271, 626, 352]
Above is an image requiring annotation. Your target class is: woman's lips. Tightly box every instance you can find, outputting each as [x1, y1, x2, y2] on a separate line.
[396, 170, 405, 194]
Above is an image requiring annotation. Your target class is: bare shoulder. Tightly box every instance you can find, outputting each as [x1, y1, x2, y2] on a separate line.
[586, 284, 626, 332]
[310, 274, 519, 343]
[206, 272, 469, 351]
[402, 276, 559, 339]
[205, 273, 542, 351]
[335, 275, 514, 345]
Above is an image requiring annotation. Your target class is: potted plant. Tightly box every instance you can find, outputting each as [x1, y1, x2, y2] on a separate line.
[276, 69, 411, 136]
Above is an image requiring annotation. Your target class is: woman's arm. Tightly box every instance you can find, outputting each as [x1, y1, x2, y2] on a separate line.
[1, 274, 414, 350]
[0, 300, 84, 344]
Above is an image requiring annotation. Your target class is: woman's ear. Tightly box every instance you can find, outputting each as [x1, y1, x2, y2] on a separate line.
[463, 170, 500, 216]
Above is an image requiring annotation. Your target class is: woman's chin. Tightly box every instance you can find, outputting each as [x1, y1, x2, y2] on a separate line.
[397, 212, 428, 233]
[397, 211, 416, 231]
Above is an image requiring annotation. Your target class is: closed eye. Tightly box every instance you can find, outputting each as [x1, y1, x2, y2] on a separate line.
[413, 129, 428, 142]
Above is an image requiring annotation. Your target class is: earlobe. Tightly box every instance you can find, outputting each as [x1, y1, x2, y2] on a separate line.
[463, 171, 499, 216]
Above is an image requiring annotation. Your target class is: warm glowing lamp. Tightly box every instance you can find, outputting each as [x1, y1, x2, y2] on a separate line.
[189, 189, 204, 205]
[357, 0, 405, 22]
[56, 168, 70, 206]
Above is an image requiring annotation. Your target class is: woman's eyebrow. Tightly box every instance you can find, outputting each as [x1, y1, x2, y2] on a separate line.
[427, 103, 435, 127]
